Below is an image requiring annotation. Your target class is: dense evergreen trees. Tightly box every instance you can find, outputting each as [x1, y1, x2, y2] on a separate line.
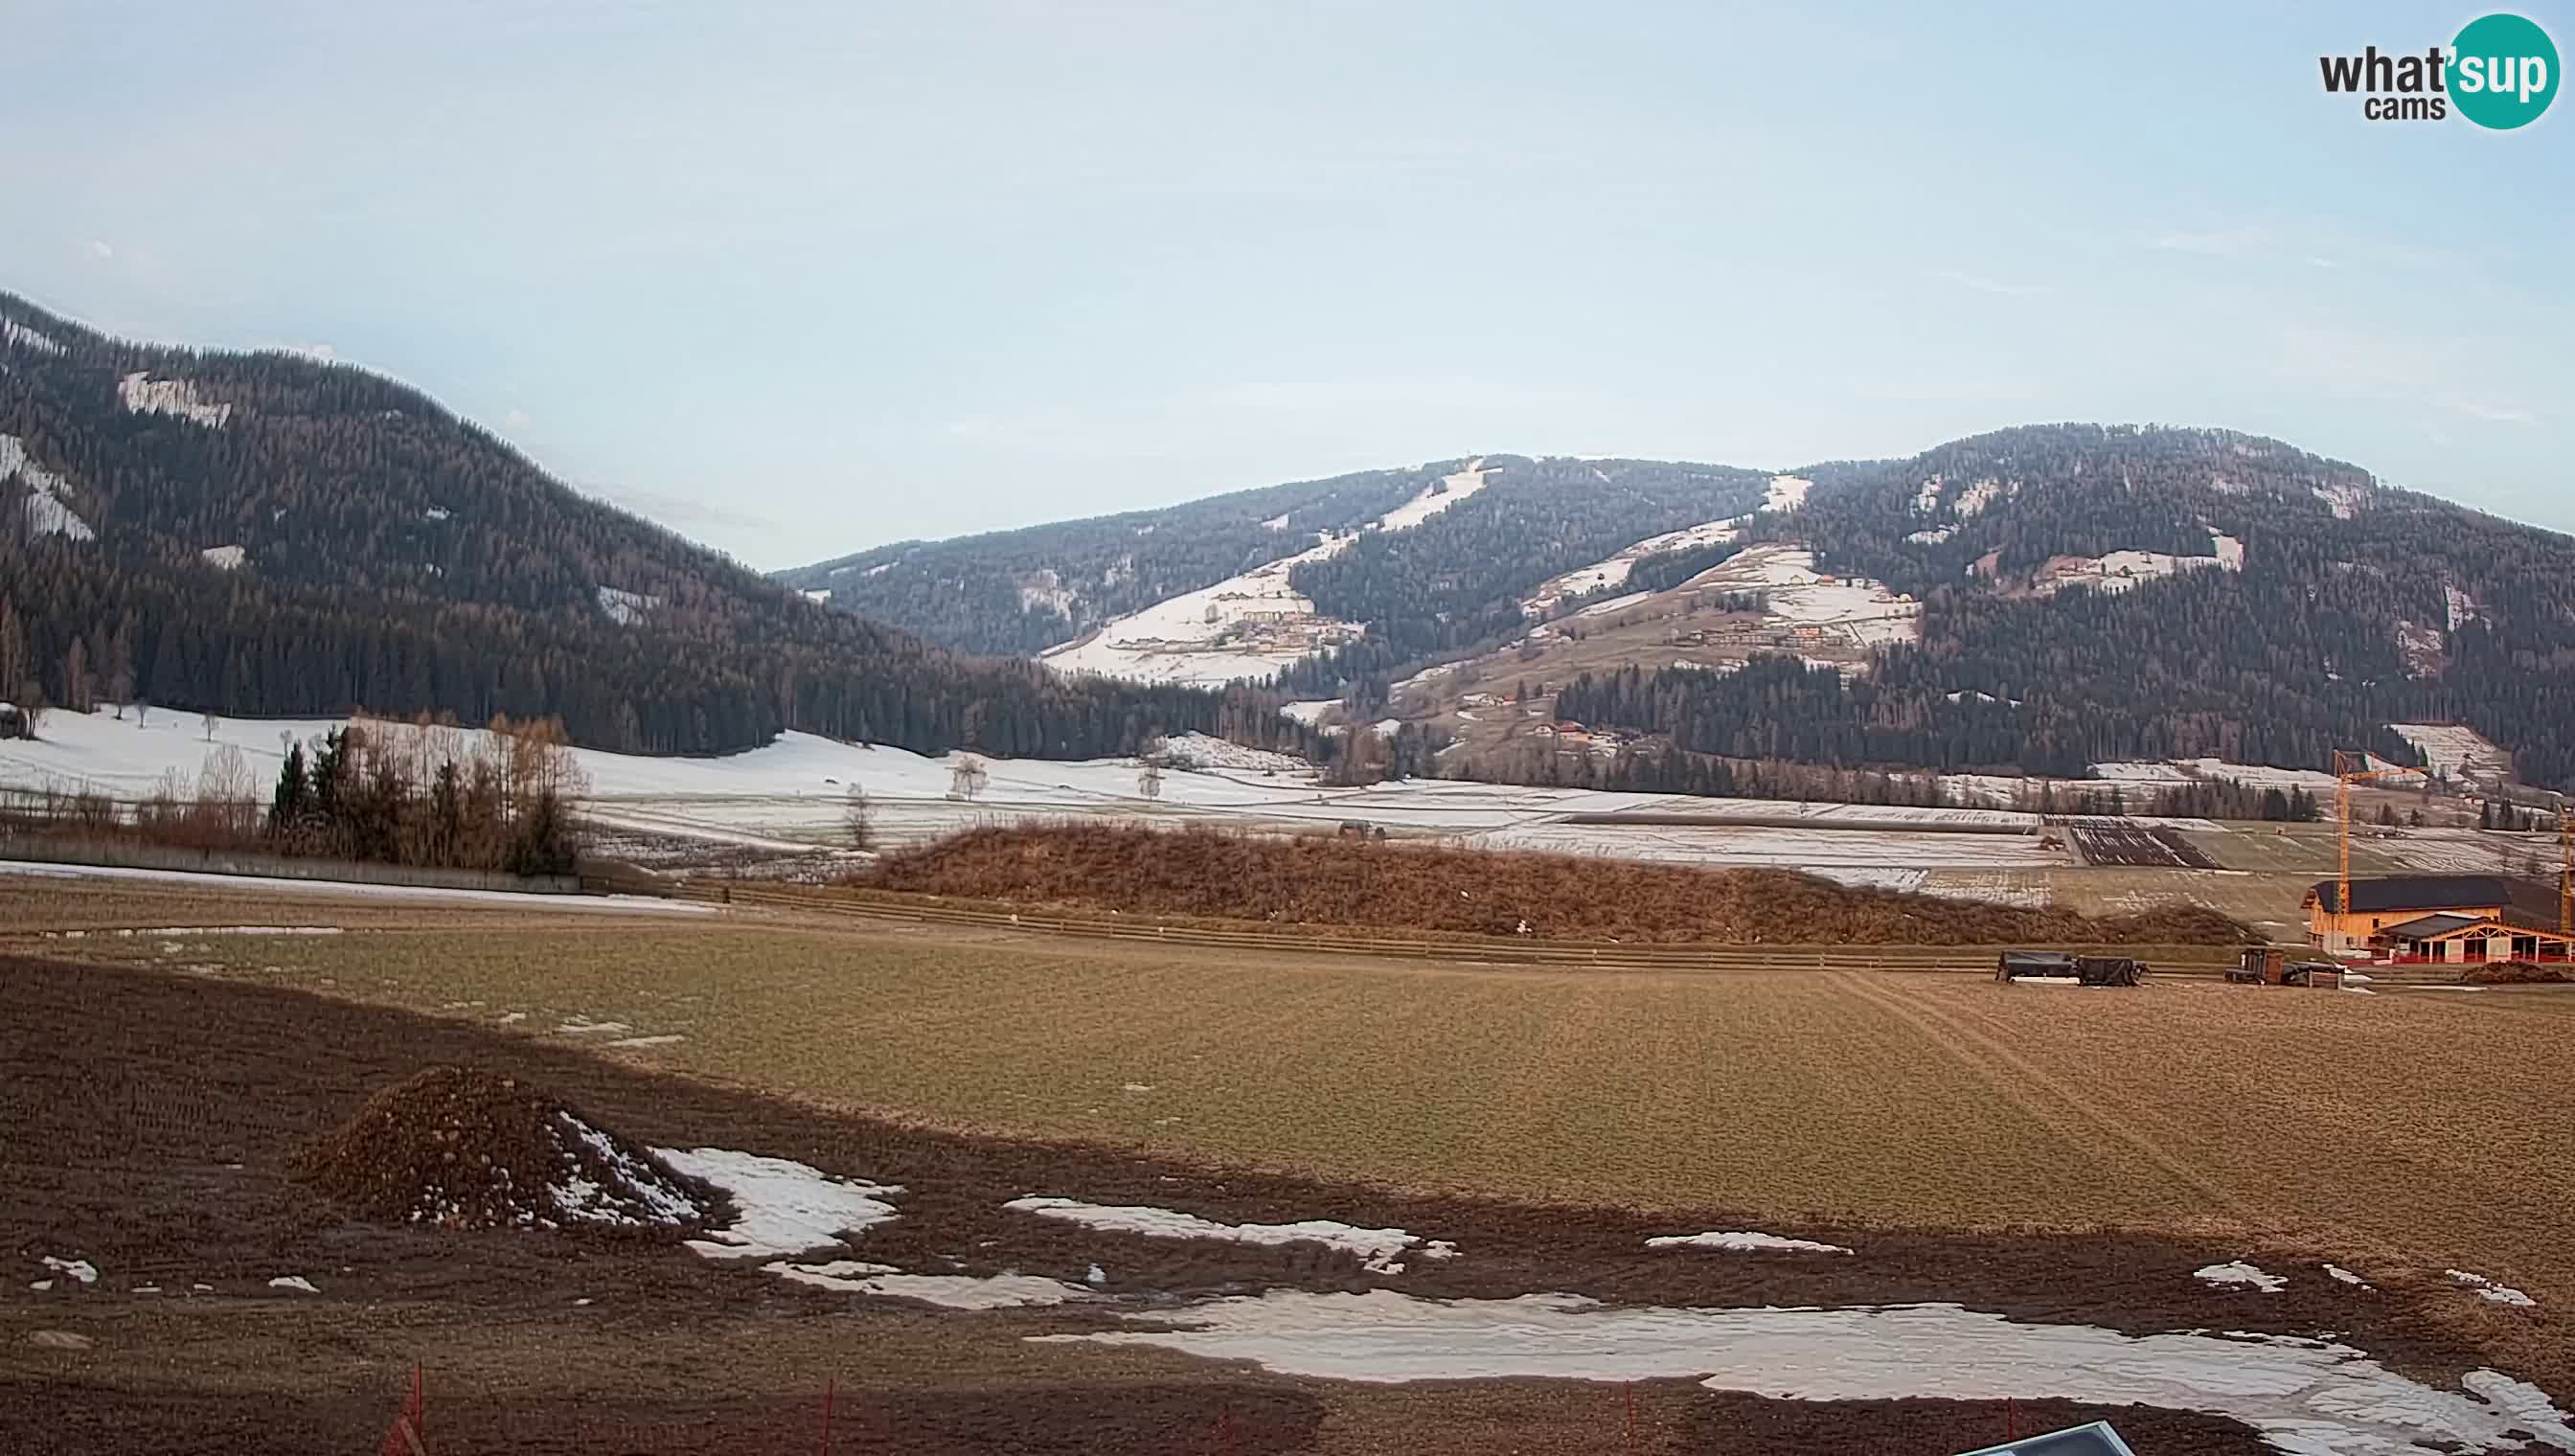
[0, 292, 1259, 758]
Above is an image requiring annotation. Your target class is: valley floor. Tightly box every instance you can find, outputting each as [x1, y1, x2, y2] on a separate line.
[6, 873, 2570, 1454]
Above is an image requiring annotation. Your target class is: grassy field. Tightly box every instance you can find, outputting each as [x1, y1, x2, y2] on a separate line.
[12, 873, 2571, 1325]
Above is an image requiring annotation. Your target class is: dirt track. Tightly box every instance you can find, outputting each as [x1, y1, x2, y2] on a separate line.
[7, 956, 2562, 1454]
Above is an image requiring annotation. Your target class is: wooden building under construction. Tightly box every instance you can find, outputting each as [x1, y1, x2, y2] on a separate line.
[2304, 874, 2575, 961]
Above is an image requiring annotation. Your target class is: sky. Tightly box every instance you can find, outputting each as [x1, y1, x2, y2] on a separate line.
[4, 0, 2569, 568]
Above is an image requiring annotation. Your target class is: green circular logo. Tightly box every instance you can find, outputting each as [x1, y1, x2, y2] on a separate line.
[2452, 12, 2559, 128]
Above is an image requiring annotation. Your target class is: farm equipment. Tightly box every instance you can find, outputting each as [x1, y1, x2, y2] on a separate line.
[2229, 947, 2340, 987]
[2073, 955, 2147, 987]
[1996, 951, 2145, 987]
[1996, 951, 2077, 981]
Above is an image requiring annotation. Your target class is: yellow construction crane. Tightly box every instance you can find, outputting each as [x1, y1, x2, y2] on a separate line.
[2333, 749, 2430, 928]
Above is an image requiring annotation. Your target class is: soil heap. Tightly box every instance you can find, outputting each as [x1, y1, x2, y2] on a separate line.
[292, 1065, 718, 1233]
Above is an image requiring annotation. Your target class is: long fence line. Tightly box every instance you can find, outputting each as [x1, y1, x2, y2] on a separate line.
[674, 880, 2303, 975]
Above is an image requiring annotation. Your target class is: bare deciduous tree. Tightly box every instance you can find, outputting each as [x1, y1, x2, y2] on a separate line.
[1138, 761, 1163, 801]
[842, 785, 875, 850]
[947, 755, 988, 802]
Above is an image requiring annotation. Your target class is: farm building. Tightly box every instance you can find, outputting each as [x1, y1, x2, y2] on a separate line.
[2305, 874, 2572, 960]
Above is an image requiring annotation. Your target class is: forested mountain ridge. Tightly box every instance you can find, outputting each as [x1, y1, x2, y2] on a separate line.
[786, 421, 2575, 791]
[0, 290, 1253, 759]
[1576, 423, 2575, 789]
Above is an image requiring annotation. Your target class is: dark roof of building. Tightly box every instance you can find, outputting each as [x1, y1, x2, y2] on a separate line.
[1955, 1423, 2136, 1456]
[2377, 913, 2489, 939]
[2309, 875, 2508, 914]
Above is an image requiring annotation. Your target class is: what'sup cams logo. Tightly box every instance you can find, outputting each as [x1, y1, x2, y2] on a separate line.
[2319, 11, 2558, 127]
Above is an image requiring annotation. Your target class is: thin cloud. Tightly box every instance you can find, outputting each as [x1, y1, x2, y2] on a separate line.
[87, 239, 114, 261]
[502, 407, 533, 431]
[2303, 255, 2340, 269]
[1924, 268, 2047, 298]
[2449, 400, 2539, 426]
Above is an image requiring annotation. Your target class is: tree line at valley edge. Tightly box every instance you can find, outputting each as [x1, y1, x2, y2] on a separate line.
[0, 291, 1310, 762]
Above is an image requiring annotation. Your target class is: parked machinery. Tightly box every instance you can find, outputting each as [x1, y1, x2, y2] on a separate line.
[1995, 951, 2147, 987]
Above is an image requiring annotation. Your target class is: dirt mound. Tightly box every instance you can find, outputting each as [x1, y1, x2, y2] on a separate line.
[291, 1065, 718, 1233]
[2458, 961, 2574, 985]
[866, 825, 2255, 946]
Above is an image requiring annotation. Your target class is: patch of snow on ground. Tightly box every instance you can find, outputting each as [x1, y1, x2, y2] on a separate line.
[1154, 732, 1310, 775]
[40, 1258, 99, 1285]
[112, 925, 343, 937]
[266, 1276, 318, 1293]
[551, 1113, 707, 1226]
[1035, 1291, 2575, 1456]
[119, 372, 233, 427]
[425, 506, 451, 521]
[596, 585, 660, 626]
[2033, 539, 2238, 596]
[1015, 573, 1076, 617]
[2326, 1264, 2370, 1288]
[2, 432, 96, 541]
[2446, 585, 2482, 632]
[2388, 723, 2509, 784]
[2448, 1271, 2538, 1308]
[1280, 699, 1336, 727]
[1913, 476, 1944, 512]
[1574, 590, 1652, 619]
[3, 318, 66, 354]
[199, 545, 246, 571]
[2194, 1261, 2286, 1292]
[604, 1034, 684, 1048]
[2313, 483, 2370, 519]
[1038, 530, 1361, 688]
[554, 1018, 632, 1035]
[1260, 512, 1290, 530]
[802, 587, 831, 603]
[1648, 1232, 1852, 1255]
[1905, 525, 1956, 545]
[1375, 459, 1491, 533]
[1953, 479, 2002, 516]
[1682, 544, 1919, 650]
[655, 1148, 903, 1261]
[1520, 515, 1746, 615]
[1004, 1196, 1448, 1275]
[1761, 475, 1812, 513]
[769, 1260, 1094, 1308]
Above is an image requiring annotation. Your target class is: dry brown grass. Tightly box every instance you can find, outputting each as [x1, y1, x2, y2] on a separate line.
[865, 824, 2255, 945]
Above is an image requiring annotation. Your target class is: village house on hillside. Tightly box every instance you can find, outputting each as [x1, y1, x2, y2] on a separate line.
[2305, 874, 2573, 961]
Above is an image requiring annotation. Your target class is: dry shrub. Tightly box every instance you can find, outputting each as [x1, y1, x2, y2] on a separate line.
[2458, 961, 2573, 985]
[866, 825, 2254, 945]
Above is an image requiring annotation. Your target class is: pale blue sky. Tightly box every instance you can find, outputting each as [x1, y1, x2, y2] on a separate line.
[5, 0, 2567, 567]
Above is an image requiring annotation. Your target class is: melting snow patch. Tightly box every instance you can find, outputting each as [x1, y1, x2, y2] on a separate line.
[2325, 1264, 2370, 1288]
[1648, 1232, 1853, 1255]
[556, 1018, 632, 1035]
[115, 925, 342, 938]
[1034, 1291, 2575, 1456]
[266, 1276, 317, 1293]
[604, 1034, 684, 1048]
[199, 544, 246, 571]
[1762, 475, 1812, 513]
[1004, 1196, 1448, 1274]
[39, 1258, 98, 1285]
[768, 1261, 1094, 1309]
[119, 372, 233, 427]
[655, 1148, 902, 1261]
[596, 585, 660, 626]
[2, 318, 66, 354]
[2448, 1271, 2538, 1308]
[2194, 1261, 2286, 1292]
